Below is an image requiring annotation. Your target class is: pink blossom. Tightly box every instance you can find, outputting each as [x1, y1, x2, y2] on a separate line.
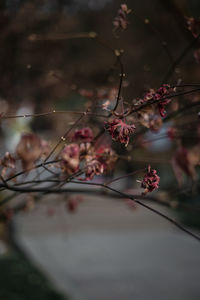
[105, 118, 136, 146]
[60, 144, 80, 175]
[141, 165, 160, 195]
[85, 159, 104, 180]
[144, 84, 174, 117]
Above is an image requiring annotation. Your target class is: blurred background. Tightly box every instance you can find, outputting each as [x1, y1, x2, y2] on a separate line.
[0, 0, 200, 299]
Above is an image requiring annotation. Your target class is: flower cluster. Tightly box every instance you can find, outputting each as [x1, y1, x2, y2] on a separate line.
[85, 159, 104, 180]
[143, 84, 175, 117]
[60, 128, 117, 180]
[113, 4, 131, 32]
[60, 143, 80, 175]
[96, 147, 117, 172]
[136, 103, 163, 132]
[141, 165, 160, 195]
[105, 118, 136, 146]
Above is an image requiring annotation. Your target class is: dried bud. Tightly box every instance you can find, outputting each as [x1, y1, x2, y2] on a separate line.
[96, 147, 117, 171]
[60, 144, 80, 175]
[85, 159, 104, 180]
[141, 165, 160, 195]
[16, 133, 43, 170]
[143, 84, 175, 117]
[105, 118, 136, 146]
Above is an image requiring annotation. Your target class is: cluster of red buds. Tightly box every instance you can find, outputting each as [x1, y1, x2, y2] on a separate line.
[143, 84, 175, 117]
[140, 165, 160, 195]
[105, 118, 136, 146]
[60, 143, 80, 175]
[85, 159, 104, 180]
[83, 146, 117, 180]
[113, 4, 131, 31]
[60, 127, 117, 180]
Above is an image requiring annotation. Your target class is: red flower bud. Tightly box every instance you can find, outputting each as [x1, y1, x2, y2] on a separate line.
[141, 165, 160, 195]
[72, 127, 93, 142]
[105, 118, 136, 146]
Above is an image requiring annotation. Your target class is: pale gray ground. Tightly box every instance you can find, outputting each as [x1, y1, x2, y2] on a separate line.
[14, 194, 200, 300]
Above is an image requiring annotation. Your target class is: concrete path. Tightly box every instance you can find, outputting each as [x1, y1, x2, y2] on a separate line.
[14, 195, 200, 300]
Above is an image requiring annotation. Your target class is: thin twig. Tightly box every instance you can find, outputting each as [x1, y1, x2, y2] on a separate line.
[1, 180, 199, 241]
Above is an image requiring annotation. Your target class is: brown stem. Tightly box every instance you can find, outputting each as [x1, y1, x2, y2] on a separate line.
[1, 180, 199, 242]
